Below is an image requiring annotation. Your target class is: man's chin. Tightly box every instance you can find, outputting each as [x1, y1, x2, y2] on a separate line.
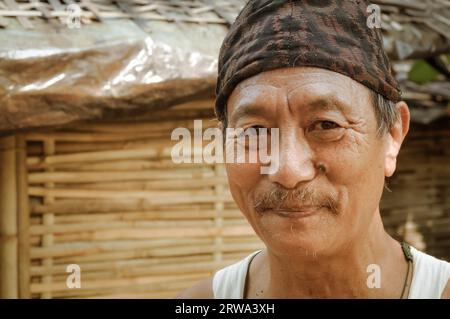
[257, 210, 337, 256]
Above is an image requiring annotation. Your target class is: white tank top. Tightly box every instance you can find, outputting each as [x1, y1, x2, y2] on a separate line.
[212, 246, 450, 299]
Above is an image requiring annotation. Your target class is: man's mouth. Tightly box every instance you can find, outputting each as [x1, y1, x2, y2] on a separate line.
[261, 206, 322, 218]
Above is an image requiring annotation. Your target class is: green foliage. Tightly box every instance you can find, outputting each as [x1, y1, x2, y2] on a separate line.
[408, 60, 439, 84]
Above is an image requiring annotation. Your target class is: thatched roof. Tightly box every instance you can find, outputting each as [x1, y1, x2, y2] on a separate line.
[374, 0, 450, 124]
[0, 0, 244, 133]
[0, 0, 449, 133]
[374, 0, 450, 59]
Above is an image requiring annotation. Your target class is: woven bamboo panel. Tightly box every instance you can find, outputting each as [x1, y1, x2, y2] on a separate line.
[382, 119, 450, 261]
[24, 99, 263, 299]
[22, 105, 450, 298]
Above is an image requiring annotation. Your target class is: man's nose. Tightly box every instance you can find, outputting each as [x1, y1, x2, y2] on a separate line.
[268, 131, 315, 189]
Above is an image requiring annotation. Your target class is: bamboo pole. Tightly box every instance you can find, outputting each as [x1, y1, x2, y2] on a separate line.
[53, 209, 242, 223]
[30, 253, 255, 277]
[30, 272, 209, 294]
[49, 259, 232, 282]
[28, 187, 218, 199]
[48, 240, 258, 264]
[0, 135, 19, 298]
[31, 199, 217, 215]
[72, 116, 216, 134]
[26, 132, 168, 143]
[26, 139, 211, 168]
[54, 253, 216, 269]
[42, 138, 55, 299]
[45, 160, 213, 172]
[57, 254, 215, 269]
[46, 202, 216, 215]
[30, 238, 215, 259]
[44, 277, 205, 298]
[28, 168, 215, 184]
[45, 224, 255, 242]
[16, 135, 31, 298]
[30, 219, 219, 236]
[28, 187, 233, 204]
[30, 238, 262, 260]
[31, 254, 213, 276]
[26, 148, 173, 166]
[54, 177, 229, 191]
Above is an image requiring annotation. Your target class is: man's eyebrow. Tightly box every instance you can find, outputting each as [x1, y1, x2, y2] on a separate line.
[228, 94, 351, 124]
[229, 103, 269, 125]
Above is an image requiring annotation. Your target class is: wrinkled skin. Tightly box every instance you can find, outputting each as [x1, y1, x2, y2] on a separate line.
[223, 67, 411, 298]
[176, 66, 422, 298]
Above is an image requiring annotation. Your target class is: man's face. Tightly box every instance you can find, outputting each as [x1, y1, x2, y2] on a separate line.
[225, 67, 391, 257]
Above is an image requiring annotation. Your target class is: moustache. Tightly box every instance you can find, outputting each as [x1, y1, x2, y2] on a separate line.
[253, 184, 339, 215]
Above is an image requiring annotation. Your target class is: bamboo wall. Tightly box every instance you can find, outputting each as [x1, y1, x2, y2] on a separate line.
[1, 102, 449, 298]
[381, 118, 450, 261]
[23, 99, 263, 298]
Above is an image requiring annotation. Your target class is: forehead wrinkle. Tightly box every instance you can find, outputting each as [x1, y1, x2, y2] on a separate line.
[233, 84, 279, 110]
[229, 86, 280, 125]
[234, 81, 282, 94]
[286, 87, 353, 115]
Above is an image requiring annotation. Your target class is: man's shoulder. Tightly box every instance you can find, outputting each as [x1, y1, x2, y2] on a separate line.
[410, 246, 448, 265]
[410, 246, 450, 298]
[175, 276, 214, 299]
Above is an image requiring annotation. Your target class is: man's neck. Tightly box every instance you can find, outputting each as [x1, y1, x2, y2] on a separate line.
[249, 213, 408, 298]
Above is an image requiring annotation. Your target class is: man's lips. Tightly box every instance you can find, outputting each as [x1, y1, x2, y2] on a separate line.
[261, 206, 321, 218]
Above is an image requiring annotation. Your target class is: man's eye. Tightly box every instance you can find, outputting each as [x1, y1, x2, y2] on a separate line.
[246, 125, 268, 135]
[313, 121, 340, 130]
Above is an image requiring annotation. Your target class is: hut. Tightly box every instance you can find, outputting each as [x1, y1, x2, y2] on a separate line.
[0, 0, 449, 299]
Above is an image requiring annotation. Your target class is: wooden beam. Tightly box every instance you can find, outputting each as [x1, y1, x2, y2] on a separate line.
[42, 139, 56, 299]
[16, 135, 30, 298]
[0, 135, 18, 298]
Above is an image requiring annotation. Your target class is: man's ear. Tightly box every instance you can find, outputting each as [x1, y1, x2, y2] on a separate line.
[385, 101, 410, 177]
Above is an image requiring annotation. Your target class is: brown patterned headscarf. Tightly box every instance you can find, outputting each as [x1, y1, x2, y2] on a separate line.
[215, 0, 401, 121]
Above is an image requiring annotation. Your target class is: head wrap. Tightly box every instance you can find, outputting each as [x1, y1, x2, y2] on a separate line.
[215, 0, 401, 120]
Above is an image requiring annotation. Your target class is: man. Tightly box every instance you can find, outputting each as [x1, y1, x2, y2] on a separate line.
[178, 0, 450, 298]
